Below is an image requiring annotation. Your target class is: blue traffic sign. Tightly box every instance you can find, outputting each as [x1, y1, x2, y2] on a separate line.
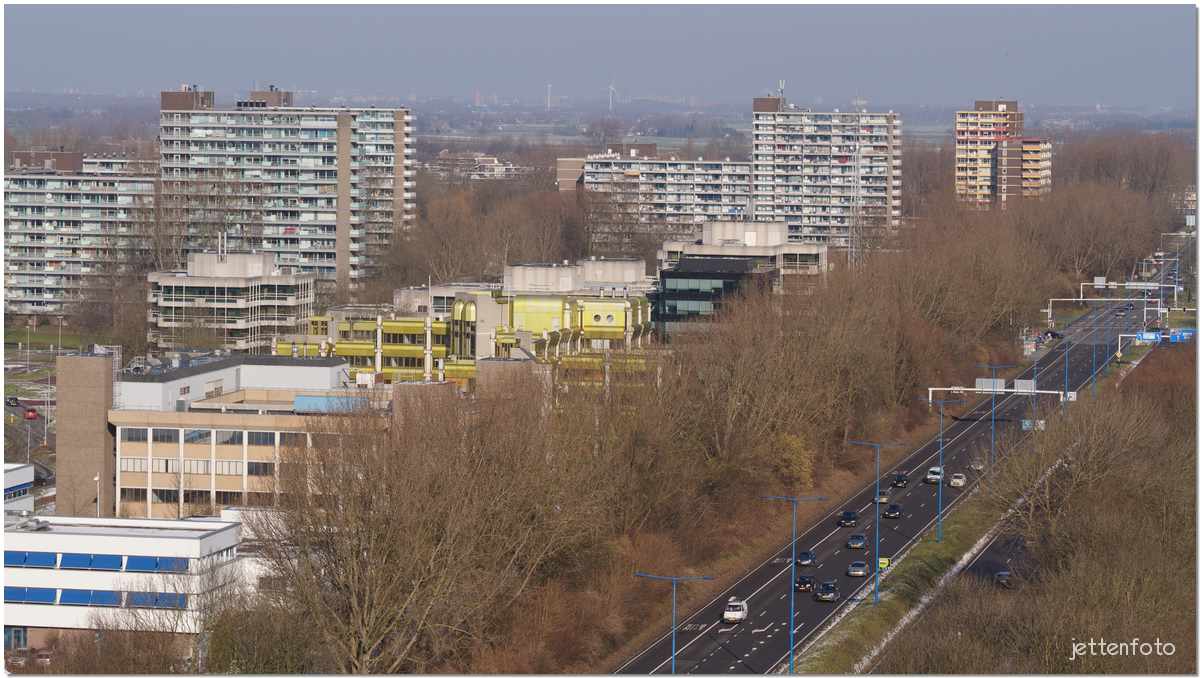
[1137, 331, 1162, 342]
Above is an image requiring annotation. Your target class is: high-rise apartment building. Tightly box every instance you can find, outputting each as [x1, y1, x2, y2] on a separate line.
[750, 96, 903, 248]
[158, 85, 415, 296]
[955, 100, 1052, 208]
[4, 161, 157, 317]
[557, 98, 902, 254]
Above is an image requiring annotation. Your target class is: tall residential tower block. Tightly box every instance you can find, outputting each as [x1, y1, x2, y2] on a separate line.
[954, 100, 1051, 209]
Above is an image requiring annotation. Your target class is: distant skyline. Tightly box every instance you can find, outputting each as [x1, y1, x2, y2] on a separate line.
[4, 5, 1196, 110]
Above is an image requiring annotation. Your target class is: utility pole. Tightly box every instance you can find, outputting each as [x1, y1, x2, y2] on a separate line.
[848, 440, 900, 603]
[916, 399, 963, 541]
[762, 494, 827, 673]
[978, 363, 1015, 466]
[633, 572, 714, 674]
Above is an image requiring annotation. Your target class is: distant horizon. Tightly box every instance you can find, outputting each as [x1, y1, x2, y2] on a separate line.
[4, 5, 1195, 111]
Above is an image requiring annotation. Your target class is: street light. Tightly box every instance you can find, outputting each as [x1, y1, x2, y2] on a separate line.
[633, 571, 714, 674]
[918, 398, 964, 542]
[978, 363, 1015, 466]
[847, 440, 899, 605]
[93, 474, 101, 518]
[762, 494, 827, 674]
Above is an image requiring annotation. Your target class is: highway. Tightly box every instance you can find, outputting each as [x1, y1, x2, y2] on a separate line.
[616, 297, 1155, 675]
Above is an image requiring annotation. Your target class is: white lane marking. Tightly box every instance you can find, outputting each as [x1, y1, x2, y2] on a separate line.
[811, 528, 840, 548]
[816, 563, 824, 569]
[717, 627, 734, 634]
[758, 610, 766, 617]
[752, 623, 774, 634]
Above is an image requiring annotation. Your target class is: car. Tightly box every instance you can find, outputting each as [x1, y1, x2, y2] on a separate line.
[891, 472, 909, 488]
[796, 550, 815, 566]
[1126, 303, 1135, 311]
[813, 580, 840, 602]
[722, 597, 749, 624]
[23, 409, 38, 420]
[924, 467, 944, 484]
[1044, 330, 1063, 340]
[5, 396, 20, 408]
[874, 488, 889, 504]
[837, 510, 859, 527]
[794, 574, 814, 592]
[846, 533, 867, 549]
[846, 561, 869, 577]
[994, 570, 1013, 589]
[1116, 310, 1127, 318]
[949, 473, 967, 488]
[882, 504, 903, 519]
[33, 650, 52, 667]
[969, 458, 985, 472]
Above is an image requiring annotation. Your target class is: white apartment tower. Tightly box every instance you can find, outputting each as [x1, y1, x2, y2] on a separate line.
[158, 86, 415, 297]
[750, 96, 902, 248]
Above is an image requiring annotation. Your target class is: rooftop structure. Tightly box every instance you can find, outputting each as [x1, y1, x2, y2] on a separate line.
[146, 251, 316, 354]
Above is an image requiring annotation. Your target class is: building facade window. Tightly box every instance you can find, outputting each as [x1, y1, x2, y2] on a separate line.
[152, 428, 179, 444]
[215, 491, 243, 506]
[120, 428, 148, 442]
[214, 461, 242, 476]
[183, 429, 211, 444]
[215, 430, 243, 446]
[151, 458, 180, 474]
[151, 489, 179, 504]
[247, 431, 275, 447]
[119, 488, 148, 503]
[247, 461, 274, 477]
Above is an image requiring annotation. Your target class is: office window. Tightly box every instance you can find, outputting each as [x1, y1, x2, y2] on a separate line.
[152, 428, 179, 444]
[91, 590, 121, 607]
[215, 461, 242, 476]
[279, 432, 307, 448]
[182, 459, 209, 475]
[121, 428, 148, 442]
[4, 551, 56, 568]
[183, 429, 211, 444]
[120, 457, 147, 473]
[215, 430, 243, 446]
[59, 589, 93, 606]
[151, 458, 179, 474]
[151, 488, 179, 504]
[120, 488, 147, 503]
[215, 491, 243, 506]
[183, 490, 210, 505]
[5, 587, 56, 604]
[247, 461, 274, 477]
[247, 431, 275, 447]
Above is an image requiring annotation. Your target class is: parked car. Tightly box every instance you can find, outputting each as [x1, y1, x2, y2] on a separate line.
[796, 550, 815, 567]
[813, 580, 840, 602]
[23, 409, 38, 420]
[33, 650, 52, 667]
[846, 561, 869, 577]
[891, 472, 910, 488]
[882, 504, 903, 519]
[924, 466, 944, 484]
[722, 597, 749, 624]
[794, 574, 814, 592]
[846, 533, 867, 549]
[837, 510, 859, 527]
[949, 473, 967, 488]
[5, 396, 20, 408]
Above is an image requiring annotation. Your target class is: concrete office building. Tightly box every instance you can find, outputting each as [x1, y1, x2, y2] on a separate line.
[4, 161, 157, 317]
[5, 463, 35, 514]
[3, 514, 241, 650]
[54, 352, 355, 520]
[147, 251, 315, 354]
[158, 85, 415, 295]
[955, 100, 1052, 208]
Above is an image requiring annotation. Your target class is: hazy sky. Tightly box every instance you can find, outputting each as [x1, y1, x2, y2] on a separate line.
[4, 4, 1196, 108]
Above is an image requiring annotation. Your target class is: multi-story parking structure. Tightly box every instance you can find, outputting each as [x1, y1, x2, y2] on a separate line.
[158, 86, 415, 295]
[750, 96, 903, 248]
[4, 163, 157, 317]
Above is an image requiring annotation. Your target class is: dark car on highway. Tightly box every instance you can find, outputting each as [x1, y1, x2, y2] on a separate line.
[796, 550, 815, 566]
[837, 510, 859, 527]
[5, 396, 20, 408]
[882, 504, 903, 519]
[891, 472, 909, 488]
[846, 533, 867, 549]
[813, 580, 840, 602]
[794, 574, 814, 592]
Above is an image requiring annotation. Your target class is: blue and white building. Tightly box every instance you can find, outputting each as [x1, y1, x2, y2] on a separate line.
[3, 514, 240, 651]
[4, 463, 34, 514]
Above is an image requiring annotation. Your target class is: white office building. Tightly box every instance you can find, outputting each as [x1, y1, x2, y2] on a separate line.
[3, 514, 241, 650]
[5, 463, 35, 514]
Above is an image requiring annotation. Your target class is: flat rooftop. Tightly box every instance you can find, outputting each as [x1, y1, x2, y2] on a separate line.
[5, 515, 237, 540]
[121, 355, 347, 383]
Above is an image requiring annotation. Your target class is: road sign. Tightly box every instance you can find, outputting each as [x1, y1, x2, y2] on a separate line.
[1093, 276, 1106, 289]
[1013, 379, 1037, 393]
[878, 557, 890, 570]
[1022, 419, 1033, 431]
[975, 378, 1005, 392]
[1127, 282, 1159, 290]
[1067, 392, 1078, 402]
[1137, 331, 1162, 343]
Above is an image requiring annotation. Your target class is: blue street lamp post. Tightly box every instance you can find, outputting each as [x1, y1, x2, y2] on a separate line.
[848, 441, 898, 605]
[979, 363, 1015, 466]
[634, 571, 714, 674]
[917, 399, 964, 542]
[762, 494, 826, 674]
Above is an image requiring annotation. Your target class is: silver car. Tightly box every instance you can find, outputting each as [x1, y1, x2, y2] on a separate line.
[846, 561, 869, 577]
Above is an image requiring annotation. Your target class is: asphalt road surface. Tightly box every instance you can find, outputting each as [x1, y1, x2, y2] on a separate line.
[616, 300, 1153, 675]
